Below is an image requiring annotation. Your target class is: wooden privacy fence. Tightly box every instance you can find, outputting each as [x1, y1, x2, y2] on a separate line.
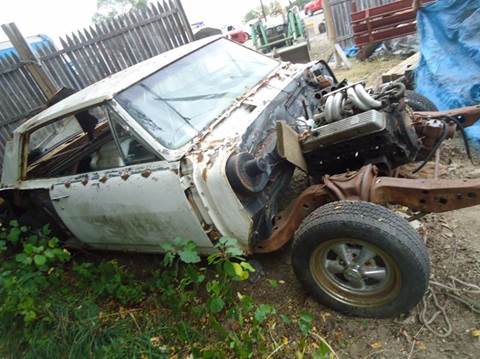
[0, 0, 193, 162]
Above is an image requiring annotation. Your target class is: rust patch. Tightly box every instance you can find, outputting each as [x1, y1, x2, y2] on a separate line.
[141, 169, 152, 178]
[81, 177, 89, 186]
[206, 227, 222, 242]
[253, 184, 331, 253]
[99, 175, 108, 183]
[64, 181, 71, 188]
[121, 172, 130, 181]
[202, 168, 208, 181]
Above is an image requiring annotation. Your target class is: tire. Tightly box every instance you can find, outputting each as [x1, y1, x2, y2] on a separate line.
[405, 90, 438, 111]
[292, 201, 430, 318]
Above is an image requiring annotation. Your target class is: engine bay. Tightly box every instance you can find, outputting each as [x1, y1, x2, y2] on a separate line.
[297, 60, 457, 180]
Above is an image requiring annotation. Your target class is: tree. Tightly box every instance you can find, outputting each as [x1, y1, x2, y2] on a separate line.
[244, 9, 261, 23]
[243, 1, 286, 23]
[268, 1, 284, 16]
[92, 0, 149, 23]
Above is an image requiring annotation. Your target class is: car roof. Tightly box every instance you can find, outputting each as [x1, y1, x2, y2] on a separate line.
[16, 35, 223, 133]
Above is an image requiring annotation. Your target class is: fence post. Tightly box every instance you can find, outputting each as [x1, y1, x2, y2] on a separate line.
[1, 23, 58, 99]
[323, 0, 351, 69]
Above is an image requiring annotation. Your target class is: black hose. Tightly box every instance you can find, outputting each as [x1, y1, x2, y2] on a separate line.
[447, 116, 475, 165]
[413, 123, 449, 174]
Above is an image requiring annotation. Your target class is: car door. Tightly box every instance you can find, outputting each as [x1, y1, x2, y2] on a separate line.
[49, 161, 213, 253]
[46, 105, 213, 253]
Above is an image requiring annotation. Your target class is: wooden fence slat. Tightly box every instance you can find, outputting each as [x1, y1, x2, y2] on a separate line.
[107, 19, 135, 67]
[96, 22, 125, 71]
[170, 0, 188, 45]
[74, 31, 100, 83]
[118, 15, 142, 64]
[143, 6, 169, 53]
[82, 28, 109, 79]
[175, 0, 194, 41]
[4, 55, 35, 113]
[35, 46, 63, 90]
[0, 57, 25, 116]
[89, 26, 115, 76]
[157, 2, 179, 48]
[45, 42, 81, 89]
[126, 11, 151, 60]
[60, 36, 85, 87]
[150, 3, 174, 50]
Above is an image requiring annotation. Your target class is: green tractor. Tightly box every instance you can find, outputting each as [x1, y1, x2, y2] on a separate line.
[250, 9, 311, 63]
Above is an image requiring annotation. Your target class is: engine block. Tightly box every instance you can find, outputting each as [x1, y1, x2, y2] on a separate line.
[302, 109, 419, 177]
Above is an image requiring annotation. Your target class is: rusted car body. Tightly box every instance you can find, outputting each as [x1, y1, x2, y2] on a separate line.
[2, 35, 480, 317]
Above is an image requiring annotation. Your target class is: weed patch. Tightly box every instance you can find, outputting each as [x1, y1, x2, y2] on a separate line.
[0, 222, 335, 358]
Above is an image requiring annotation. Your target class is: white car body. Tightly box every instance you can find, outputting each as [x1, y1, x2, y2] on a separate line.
[0, 36, 306, 254]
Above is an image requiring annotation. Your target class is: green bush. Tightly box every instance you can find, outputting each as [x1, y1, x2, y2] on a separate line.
[0, 221, 334, 358]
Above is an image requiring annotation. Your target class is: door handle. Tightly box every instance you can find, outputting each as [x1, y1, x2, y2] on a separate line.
[51, 194, 70, 201]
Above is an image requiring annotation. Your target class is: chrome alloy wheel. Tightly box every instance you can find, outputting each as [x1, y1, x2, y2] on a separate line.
[309, 238, 401, 307]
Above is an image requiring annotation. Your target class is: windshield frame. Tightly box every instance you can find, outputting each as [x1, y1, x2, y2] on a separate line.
[113, 38, 281, 160]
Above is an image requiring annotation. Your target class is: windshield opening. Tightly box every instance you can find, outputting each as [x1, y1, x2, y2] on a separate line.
[115, 39, 279, 149]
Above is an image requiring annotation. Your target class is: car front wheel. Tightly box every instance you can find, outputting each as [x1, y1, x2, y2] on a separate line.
[292, 201, 430, 318]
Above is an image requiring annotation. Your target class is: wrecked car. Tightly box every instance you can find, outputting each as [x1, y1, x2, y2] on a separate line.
[2, 36, 480, 318]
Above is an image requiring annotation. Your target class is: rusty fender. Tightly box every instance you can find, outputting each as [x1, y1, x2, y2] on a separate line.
[253, 164, 480, 253]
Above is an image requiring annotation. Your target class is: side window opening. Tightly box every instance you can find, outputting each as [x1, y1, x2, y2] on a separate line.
[25, 104, 161, 180]
[107, 107, 159, 166]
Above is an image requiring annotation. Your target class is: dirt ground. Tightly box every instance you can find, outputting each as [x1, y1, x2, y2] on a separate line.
[246, 139, 480, 358]
[242, 50, 480, 358]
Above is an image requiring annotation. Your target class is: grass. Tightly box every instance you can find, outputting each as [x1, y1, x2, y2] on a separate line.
[334, 57, 405, 86]
[0, 223, 336, 359]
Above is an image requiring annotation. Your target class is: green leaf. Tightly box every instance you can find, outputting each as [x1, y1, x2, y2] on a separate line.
[7, 227, 21, 243]
[173, 237, 186, 247]
[0, 240, 6, 252]
[32, 245, 44, 254]
[223, 261, 249, 280]
[160, 242, 175, 252]
[255, 304, 275, 323]
[280, 314, 291, 324]
[33, 255, 47, 266]
[208, 297, 225, 313]
[162, 252, 175, 267]
[44, 249, 55, 259]
[42, 224, 51, 236]
[240, 261, 255, 273]
[268, 279, 279, 288]
[298, 312, 314, 336]
[47, 238, 58, 248]
[313, 342, 332, 359]
[178, 241, 200, 264]
[185, 266, 205, 283]
[206, 280, 221, 296]
[15, 253, 32, 265]
[23, 243, 34, 255]
[9, 220, 19, 227]
[219, 237, 244, 257]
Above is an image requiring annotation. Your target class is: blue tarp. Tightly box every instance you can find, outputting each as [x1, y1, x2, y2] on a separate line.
[415, 0, 480, 140]
[0, 35, 54, 59]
